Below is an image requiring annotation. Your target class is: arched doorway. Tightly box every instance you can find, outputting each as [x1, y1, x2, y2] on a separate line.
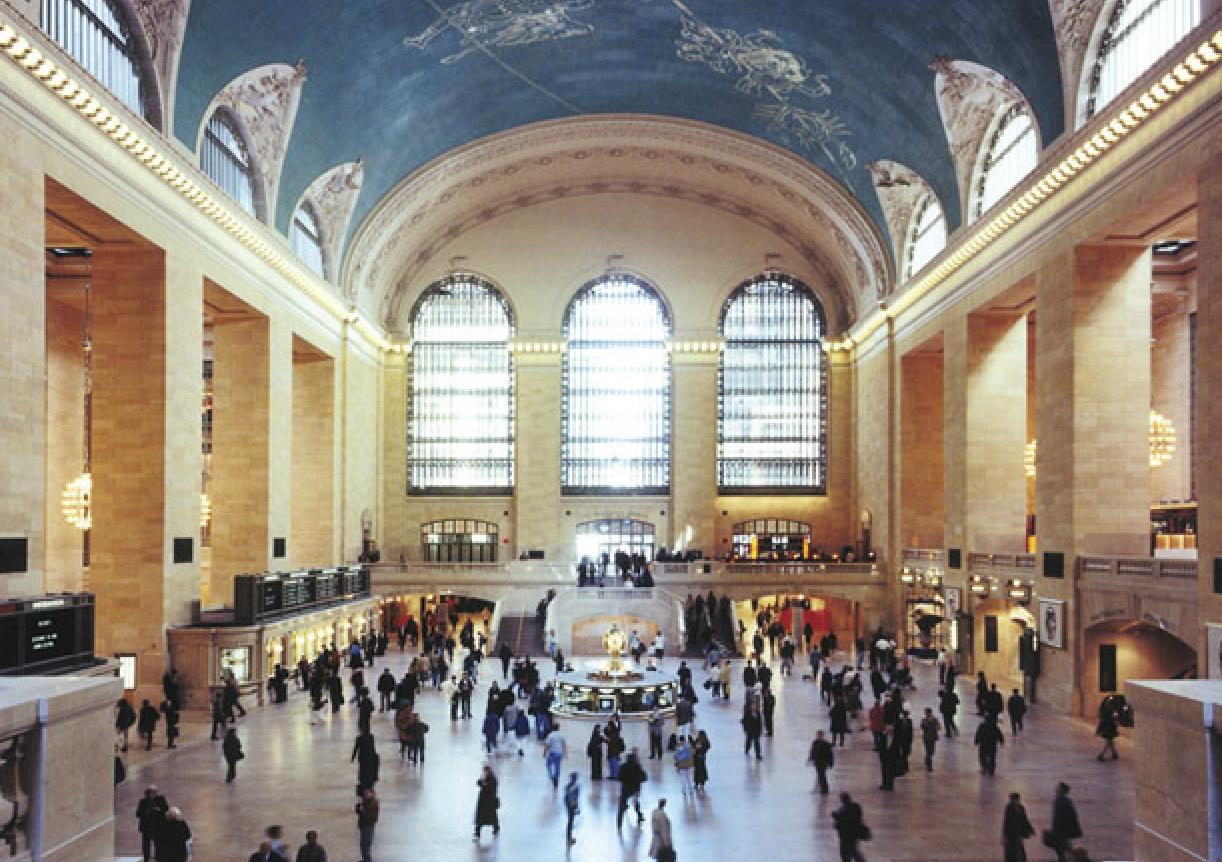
[1082, 619, 1197, 718]
[971, 599, 1035, 688]
[575, 519, 655, 564]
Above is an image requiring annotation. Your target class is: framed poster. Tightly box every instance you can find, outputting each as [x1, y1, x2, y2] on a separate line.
[1038, 598, 1065, 649]
[944, 586, 962, 620]
[1207, 624, 1222, 680]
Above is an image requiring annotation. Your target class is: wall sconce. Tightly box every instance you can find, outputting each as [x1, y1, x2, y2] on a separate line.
[924, 568, 942, 588]
[900, 566, 916, 584]
[969, 575, 990, 596]
[1006, 579, 1032, 603]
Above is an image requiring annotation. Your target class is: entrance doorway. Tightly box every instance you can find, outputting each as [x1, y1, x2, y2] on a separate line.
[575, 519, 655, 565]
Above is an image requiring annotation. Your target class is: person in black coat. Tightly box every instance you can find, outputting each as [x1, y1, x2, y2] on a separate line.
[1002, 792, 1034, 862]
[351, 730, 380, 793]
[116, 697, 137, 752]
[1096, 708, 1119, 760]
[154, 807, 191, 862]
[615, 750, 647, 828]
[376, 668, 396, 713]
[761, 688, 776, 736]
[975, 672, 989, 715]
[586, 725, 605, 780]
[831, 793, 869, 862]
[210, 691, 228, 739]
[474, 766, 500, 840]
[1049, 782, 1083, 862]
[808, 730, 835, 794]
[974, 715, 1005, 776]
[327, 672, 344, 714]
[939, 687, 960, 737]
[222, 727, 244, 782]
[741, 703, 763, 759]
[877, 726, 900, 790]
[159, 700, 180, 749]
[1007, 689, 1027, 736]
[829, 695, 849, 747]
[137, 699, 159, 751]
[135, 786, 168, 862]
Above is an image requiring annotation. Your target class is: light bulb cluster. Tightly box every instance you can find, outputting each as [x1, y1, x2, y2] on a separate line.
[61, 473, 92, 531]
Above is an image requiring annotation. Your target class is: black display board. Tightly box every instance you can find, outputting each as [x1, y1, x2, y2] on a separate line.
[0, 593, 96, 675]
[234, 567, 370, 624]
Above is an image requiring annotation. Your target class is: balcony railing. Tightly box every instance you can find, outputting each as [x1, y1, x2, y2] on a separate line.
[1078, 556, 1197, 582]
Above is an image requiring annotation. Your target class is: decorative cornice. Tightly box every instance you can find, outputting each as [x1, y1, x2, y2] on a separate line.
[343, 116, 890, 333]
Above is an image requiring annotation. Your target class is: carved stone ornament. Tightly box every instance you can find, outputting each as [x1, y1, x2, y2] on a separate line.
[299, 159, 365, 278]
[212, 61, 308, 213]
[131, 0, 191, 116]
[930, 58, 1028, 216]
[866, 159, 937, 287]
[1048, 0, 1107, 111]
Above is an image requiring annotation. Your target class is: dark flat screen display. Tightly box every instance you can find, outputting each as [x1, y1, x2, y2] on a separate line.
[25, 607, 77, 663]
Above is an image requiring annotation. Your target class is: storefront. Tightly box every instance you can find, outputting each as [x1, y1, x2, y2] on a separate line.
[167, 596, 381, 710]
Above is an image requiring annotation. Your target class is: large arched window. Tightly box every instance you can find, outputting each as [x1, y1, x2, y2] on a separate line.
[291, 202, 325, 277]
[201, 109, 257, 217]
[563, 275, 671, 494]
[904, 192, 947, 280]
[719, 274, 826, 493]
[41, 0, 152, 122]
[408, 275, 514, 494]
[1084, 0, 1200, 124]
[973, 105, 1038, 219]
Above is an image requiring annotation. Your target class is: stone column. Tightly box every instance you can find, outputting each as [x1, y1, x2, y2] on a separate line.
[1198, 159, 1222, 671]
[380, 355, 409, 560]
[210, 314, 270, 603]
[1035, 244, 1151, 712]
[515, 351, 563, 559]
[900, 345, 944, 548]
[90, 246, 168, 694]
[292, 345, 336, 567]
[0, 127, 45, 597]
[671, 348, 718, 555]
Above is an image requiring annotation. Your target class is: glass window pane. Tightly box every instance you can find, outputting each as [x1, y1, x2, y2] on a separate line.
[563, 275, 671, 493]
[202, 111, 256, 217]
[41, 0, 144, 118]
[407, 275, 515, 493]
[975, 107, 1038, 218]
[718, 273, 826, 492]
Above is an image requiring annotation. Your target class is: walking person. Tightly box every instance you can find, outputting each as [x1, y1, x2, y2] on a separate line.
[155, 808, 192, 862]
[830, 694, 849, 746]
[160, 699, 179, 749]
[1048, 782, 1084, 862]
[673, 734, 694, 793]
[939, 686, 960, 737]
[1096, 706, 1119, 760]
[135, 785, 168, 862]
[808, 729, 835, 795]
[615, 749, 647, 829]
[648, 708, 666, 760]
[587, 724, 605, 779]
[1007, 688, 1027, 736]
[138, 699, 159, 751]
[210, 691, 228, 738]
[354, 788, 379, 862]
[920, 707, 941, 772]
[1002, 791, 1035, 862]
[295, 830, 326, 862]
[474, 765, 500, 840]
[973, 715, 1004, 776]
[544, 722, 567, 788]
[832, 792, 870, 862]
[648, 798, 673, 862]
[564, 771, 580, 845]
[692, 729, 711, 791]
[115, 697, 136, 752]
[222, 726, 244, 783]
[742, 702, 763, 759]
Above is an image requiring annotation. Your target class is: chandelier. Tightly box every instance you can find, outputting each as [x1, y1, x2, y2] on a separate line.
[1148, 411, 1176, 467]
[1025, 411, 1177, 477]
[61, 472, 92, 530]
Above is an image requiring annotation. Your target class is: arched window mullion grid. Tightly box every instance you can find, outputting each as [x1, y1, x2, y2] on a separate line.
[718, 273, 826, 494]
[41, 0, 147, 119]
[202, 109, 257, 218]
[562, 275, 671, 495]
[973, 104, 1038, 220]
[407, 275, 515, 495]
[904, 193, 947, 281]
[291, 201, 325, 278]
[1085, 0, 1200, 123]
[420, 519, 499, 563]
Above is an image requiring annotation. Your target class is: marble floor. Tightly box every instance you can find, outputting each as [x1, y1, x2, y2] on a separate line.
[113, 652, 1135, 862]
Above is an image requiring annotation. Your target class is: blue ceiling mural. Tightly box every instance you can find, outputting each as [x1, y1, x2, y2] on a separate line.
[174, 0, 1064, 257]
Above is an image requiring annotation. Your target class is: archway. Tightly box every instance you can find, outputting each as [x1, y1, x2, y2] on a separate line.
[970, 599, 1035, 688]
[1082, 619, 1197, 719]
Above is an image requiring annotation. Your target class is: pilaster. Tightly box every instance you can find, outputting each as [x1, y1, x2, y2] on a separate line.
[671, 349, 718, 554]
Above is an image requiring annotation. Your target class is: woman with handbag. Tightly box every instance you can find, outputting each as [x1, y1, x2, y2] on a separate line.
[673, 735, 694, 793]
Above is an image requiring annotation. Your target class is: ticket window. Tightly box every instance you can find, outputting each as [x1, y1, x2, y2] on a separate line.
[220, 646, 251, 684]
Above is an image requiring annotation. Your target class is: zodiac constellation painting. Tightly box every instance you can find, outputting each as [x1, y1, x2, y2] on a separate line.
[668, 0, 855, 170]
[403, 0, 596, 65]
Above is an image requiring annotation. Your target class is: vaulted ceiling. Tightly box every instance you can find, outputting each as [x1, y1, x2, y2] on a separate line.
[173, 0, 1066, 258]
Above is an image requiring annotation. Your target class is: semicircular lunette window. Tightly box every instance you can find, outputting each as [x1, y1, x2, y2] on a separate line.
[41, 0, 147, 118]
[201, 110, 257, 217]
[291, 202, 325, 278]
[719, 273, 826, 494]
[974, 105, 1038, 219]
[408, 275, 515, 494]
[563, 275, 671, 495]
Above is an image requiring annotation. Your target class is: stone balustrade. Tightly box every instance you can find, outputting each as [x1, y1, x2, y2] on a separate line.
[1078, 555, 1198, 584]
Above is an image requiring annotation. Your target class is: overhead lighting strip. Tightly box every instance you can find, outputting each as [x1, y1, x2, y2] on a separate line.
[852, 31, 1222, 348]
[0, 18, 392, 352]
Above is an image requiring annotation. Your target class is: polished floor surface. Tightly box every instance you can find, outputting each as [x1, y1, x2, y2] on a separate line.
[114, 651, 1134, 862]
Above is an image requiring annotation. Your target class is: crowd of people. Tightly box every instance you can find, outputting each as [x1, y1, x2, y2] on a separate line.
[116, 601, 1104, 862]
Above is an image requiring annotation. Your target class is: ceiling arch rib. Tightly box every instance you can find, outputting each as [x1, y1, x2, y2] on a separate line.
[343, 116, 889, 335]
